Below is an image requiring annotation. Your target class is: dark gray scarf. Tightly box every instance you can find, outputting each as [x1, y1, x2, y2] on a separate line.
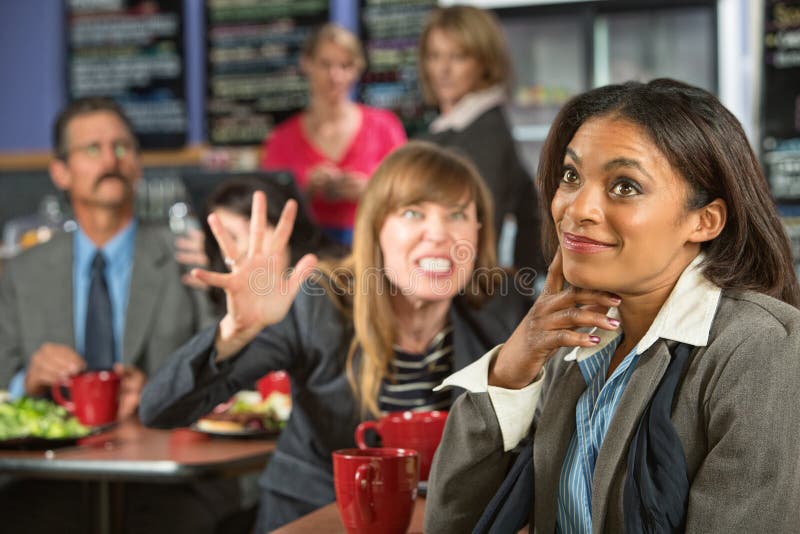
[623, 342, 692, 533]
[473, 342, 693, 534]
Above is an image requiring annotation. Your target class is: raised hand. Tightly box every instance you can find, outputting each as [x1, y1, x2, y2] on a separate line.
[489, 249, 622, 389]
[189, 191, 318, 359]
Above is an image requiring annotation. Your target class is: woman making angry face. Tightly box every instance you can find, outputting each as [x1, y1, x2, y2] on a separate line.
[379, 197, 480, 307]
[426, 79, 800, 534]
[138, 142, 531, 532]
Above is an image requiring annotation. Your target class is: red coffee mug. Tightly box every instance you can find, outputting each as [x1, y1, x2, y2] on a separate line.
[333, 448, 418, 534]
[355, 410, 448, 481]
[51, 370, 120, 426]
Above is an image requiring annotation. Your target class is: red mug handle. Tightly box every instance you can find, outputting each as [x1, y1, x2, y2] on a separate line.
[51, 380, 75, 414]
[354, 463, 375, 524]
[354, 421, 381, 449]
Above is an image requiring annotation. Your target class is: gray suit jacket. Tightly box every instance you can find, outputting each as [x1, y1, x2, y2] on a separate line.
[0, 224, 213, 388]
[425, 289, 800, 533]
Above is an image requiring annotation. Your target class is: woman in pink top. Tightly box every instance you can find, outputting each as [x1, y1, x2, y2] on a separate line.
[261, 23, 407, 245]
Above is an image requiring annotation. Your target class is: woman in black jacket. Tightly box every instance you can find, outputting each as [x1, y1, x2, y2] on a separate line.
[139, 141, 532, 531]
[418, 5, 545, 276]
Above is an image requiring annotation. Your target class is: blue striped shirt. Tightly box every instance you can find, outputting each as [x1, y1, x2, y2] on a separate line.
[556, 335, 640, 533]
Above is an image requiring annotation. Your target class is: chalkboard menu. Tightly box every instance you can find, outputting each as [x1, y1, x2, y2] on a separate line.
[66, 0, 187, 149]
[763, 0, 800, 199]
[359, 0, 438, 136]
[206, 0, 329, 146]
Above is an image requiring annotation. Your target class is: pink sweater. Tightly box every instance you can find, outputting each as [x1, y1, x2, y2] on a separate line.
[261, 105, 406, 229]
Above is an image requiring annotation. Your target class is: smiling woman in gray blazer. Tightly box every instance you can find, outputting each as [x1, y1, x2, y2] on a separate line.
[425, 79, 800, 534]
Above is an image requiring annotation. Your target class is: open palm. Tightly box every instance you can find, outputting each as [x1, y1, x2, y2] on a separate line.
[190, 191, 318, 358]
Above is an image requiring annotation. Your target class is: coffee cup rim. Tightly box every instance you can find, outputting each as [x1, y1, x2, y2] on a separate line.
[333, 447, 418, 460]
[382, 410, 448, 422]
[72, 369, 121, 382]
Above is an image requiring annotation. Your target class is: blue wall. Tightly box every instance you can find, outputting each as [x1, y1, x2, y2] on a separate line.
[0, 0, 356, 153]
[0, 0, 66, 152]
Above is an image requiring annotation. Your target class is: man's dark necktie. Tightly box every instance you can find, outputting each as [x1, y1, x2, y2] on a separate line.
[85, 252, 115, 370]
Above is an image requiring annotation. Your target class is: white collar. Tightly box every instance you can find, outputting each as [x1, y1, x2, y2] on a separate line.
[565, 253, 722, 362]
[429, 85, 507, 134]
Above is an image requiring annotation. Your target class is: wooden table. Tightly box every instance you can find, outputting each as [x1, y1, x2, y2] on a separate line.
[0, 417, 276, 533]
[0, 417, 275, 481]
[271, 497, 426, 534]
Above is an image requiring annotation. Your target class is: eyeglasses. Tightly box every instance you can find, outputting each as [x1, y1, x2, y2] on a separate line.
[63, 139, 137, 160]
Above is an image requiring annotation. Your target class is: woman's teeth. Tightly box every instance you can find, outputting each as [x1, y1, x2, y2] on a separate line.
[419, 258, 451, 272]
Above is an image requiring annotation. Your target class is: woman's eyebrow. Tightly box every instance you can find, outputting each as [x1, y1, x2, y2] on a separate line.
[603, 157, 653, 180]
[565, 147, 581, 164]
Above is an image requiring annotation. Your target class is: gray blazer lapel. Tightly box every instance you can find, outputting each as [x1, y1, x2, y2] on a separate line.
[122, 226, 169, 365]
[590, 341, 671, 531]
[41, 233, 75, 348]
[533, 360, 585, 533]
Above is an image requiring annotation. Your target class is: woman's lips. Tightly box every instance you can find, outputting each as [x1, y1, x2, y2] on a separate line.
[561, 232, 615, 254]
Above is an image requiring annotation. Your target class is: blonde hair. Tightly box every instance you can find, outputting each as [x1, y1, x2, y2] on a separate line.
[418, 5, 512, 105]
[301, 23, 366, 75]
[317, 141, 500, 417]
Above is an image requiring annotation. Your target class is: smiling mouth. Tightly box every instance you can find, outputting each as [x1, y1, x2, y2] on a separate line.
[561, 232, 615, 254]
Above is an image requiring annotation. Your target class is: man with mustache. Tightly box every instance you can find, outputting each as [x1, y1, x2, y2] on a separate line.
[0, 97, 212, 412]
[0, 98, 237, 533]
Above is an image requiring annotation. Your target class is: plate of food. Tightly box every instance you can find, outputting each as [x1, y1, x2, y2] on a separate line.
[193, 390, 290, 438]
[0, 397, 98, 450]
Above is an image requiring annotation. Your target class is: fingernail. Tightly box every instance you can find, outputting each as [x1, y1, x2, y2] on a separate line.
[608, 318, 620, 328]
[589, 336, 601, 344]
[609, 294, 622, 303]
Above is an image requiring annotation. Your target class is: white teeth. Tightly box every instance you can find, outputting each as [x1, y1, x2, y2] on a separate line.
[419, 258, 451, 272]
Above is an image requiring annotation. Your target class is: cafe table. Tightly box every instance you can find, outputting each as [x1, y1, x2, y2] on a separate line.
[270, 496, 531, 534]
[271, 496, 427, 534]
[0, 416, 277, 534]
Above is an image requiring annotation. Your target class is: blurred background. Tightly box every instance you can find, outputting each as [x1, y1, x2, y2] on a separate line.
[0, 0, 797, 267]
